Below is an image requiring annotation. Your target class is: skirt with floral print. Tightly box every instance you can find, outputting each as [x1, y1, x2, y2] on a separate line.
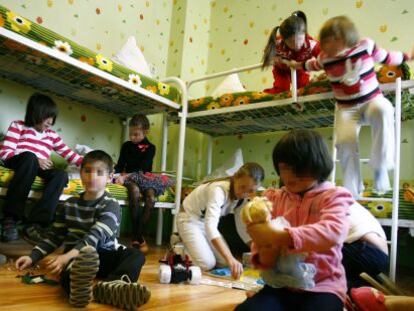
[125, 172, 174, 196]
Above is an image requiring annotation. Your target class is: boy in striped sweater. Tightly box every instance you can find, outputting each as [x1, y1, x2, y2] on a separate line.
[15, 150, 150, 309]
[0, 93, 82, 243]
[294, 16, 411, 197]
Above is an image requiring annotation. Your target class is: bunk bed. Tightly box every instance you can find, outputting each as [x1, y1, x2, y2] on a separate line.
[182, 63, 414, 281]
[0, 5, 189, 246]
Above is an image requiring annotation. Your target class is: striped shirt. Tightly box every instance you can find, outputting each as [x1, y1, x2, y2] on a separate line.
[29, 192, 121, 263]
[0, 120, 82, 166]
[305, 38, 408, 105]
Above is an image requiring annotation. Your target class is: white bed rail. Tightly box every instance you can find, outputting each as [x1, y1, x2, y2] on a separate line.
[161, 77, 188, 235]
[187, 63, 298, 101]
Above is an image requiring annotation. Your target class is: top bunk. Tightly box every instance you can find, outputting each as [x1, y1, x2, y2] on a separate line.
[184, 63, 414, 137]
[0, 5, 182, 118]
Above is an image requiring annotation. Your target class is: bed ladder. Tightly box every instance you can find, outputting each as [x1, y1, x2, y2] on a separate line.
[330, 78, 402, 282]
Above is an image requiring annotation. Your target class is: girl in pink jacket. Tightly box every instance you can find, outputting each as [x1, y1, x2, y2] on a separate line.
[236, 129, 353, 311]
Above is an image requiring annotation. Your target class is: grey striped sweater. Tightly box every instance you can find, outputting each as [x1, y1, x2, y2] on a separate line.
[30, 192, 121, 263]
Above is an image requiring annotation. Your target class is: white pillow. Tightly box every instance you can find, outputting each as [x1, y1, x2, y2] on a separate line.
[112, 36, 153, 78]
[211, 73, 246, 98]
[195, 148, 244, 185]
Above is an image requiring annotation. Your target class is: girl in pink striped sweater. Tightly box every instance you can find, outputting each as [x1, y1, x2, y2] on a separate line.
[301, 16, 411, 197]
[0, 93, 82, 243]
[236, 129, 353, 311]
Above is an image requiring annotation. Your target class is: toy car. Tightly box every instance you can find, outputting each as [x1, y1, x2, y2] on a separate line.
[159, 244, 201, 285]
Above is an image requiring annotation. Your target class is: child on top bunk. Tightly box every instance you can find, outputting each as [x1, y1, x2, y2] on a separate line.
[114, 114, 172, 253]
[236, 129, 353, 311]
[0, 93, 82, 243]
[262, 11, 320, 94]
[295, 16, 412, 197]
[16, 150, 149, 309]
[177, 163, 265, 280]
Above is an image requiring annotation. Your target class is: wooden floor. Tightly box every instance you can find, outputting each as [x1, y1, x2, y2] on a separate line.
[0, 239, 246, 310]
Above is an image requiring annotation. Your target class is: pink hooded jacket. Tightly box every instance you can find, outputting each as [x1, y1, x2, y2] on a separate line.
[252, 181, 353, 302]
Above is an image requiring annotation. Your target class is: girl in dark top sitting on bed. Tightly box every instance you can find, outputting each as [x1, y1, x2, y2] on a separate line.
[115, 114, 172, 253]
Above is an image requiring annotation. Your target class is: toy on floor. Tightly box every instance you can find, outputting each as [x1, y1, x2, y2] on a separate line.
[158, 243, 202, 285]
[241, 196, 316, 289]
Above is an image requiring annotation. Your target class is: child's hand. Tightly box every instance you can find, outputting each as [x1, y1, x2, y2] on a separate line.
[283, 60, 302, 69]
[38, 158, 53, 170]
[258, 245, 280, 268]
[342, 59, 362, 86]
[227, 257, 243, 280]
[247, 222, 278, 247]
[15, 256, 33, 270]
[47, 254, 71, 275]
[115, 175, 126, 185]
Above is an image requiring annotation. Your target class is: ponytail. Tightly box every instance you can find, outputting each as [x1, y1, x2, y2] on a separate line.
[262, 26, 279, 69]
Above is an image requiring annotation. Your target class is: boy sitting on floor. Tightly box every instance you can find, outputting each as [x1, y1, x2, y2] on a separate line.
[15, 150, 150, 309]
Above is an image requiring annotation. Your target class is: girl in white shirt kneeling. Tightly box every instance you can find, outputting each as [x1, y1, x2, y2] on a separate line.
[177, 163, 265, 279]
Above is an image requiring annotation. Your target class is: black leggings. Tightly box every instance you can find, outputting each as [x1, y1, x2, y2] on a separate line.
[125, 183, 155, 243]
[4, 152, 68, 225]
[235, 286, 343, 311]
[60, 247, 145, 294]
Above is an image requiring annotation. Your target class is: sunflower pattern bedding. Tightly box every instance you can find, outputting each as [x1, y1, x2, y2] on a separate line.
[0, 5, 180, 117]
[357, 182, 414, 220]
[0, 166, 175, 203]
[188, 63, 414, 120]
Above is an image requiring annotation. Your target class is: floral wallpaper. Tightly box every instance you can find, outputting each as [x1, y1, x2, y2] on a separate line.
[0, 0, 413, 182]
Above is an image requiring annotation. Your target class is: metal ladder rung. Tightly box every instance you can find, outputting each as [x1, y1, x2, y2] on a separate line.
[334, 158, 370, 163]
[356, 197, 393, 202]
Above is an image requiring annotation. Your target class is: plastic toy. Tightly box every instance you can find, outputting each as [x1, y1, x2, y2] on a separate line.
[158, 243, 202, 285]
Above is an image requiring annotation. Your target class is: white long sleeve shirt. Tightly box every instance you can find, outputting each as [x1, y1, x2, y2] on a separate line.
[182, 180, 244, 241]
[346, 202, 386, 243]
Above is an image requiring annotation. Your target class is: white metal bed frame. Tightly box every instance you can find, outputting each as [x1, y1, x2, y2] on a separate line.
[0, 26, 189, 247]
[184, 64, 412, 281]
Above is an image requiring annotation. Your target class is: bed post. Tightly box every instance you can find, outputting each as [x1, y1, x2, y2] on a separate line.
[330, 107, 338, 185]
[390, 77, 402, 281]
[207, 135, 213, 175]
[162, 77, 188, 235]
[291, 68, 297, 102]
[156, 112, 169, 246]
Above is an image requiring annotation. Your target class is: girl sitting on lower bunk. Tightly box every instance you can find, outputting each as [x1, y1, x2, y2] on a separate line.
[298, 16, 412, 197]
[262, 11, 320, 94]
[177, 162, 265, 280]
[236, 129, 353, 311]
[114, 114, 172, 253]
[0, 93, 82, 244]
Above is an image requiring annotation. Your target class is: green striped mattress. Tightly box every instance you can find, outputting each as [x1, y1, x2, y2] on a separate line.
[0, 166, 174, 203]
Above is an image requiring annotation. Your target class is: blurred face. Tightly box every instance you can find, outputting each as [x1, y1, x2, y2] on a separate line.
[321, 36, 347, 58]
[129, 126, 147, 144]
[34, 117, 53, 132]
[80, 160, 110, 195]
[284, 33, 306, 51]
[278, 163, 318, 194]
[233, 175, 258, 199]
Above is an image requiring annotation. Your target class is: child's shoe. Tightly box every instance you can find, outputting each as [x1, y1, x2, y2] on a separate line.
[351, 287, 388, 311]
[1, 217, 19, 242]
[93, 275, 151, 310]
[132, 239, 149, 254]
[69, 245, 100, 307]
